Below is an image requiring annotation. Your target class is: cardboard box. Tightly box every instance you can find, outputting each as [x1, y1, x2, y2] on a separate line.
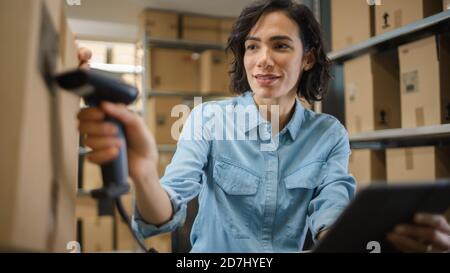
[139, 10, 179, 39]
[375, 0, 442, 35]
[80, 216, 114, 253]
[51, 20, 80, 253]
[386, 147, 450, 183]
[115, 193, 136, 251]
[0, 0, 79, 252]
[349, 150, 386, 190]
[112, 43, 136, 66]
[200, 50, 230, 95]
[219, 18, 235, 45]
[445, 0, 450, 10]
[398, 35, 450, 128]
[159, 151, 175, 177]
[147, 97, 188, 145]
[145, 233, 172, 253]
[76, 195, 98, 219]
[182, 15, 221, 43]
[331, 0, 374, 51]
[344, 51, 401, 134]
[82, 160, 103, 191]
[150, 48, 200, 92]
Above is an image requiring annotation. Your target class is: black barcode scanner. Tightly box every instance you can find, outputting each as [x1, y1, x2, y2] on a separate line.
[54, 69, 154, 252]
[55, 69, 137, 204]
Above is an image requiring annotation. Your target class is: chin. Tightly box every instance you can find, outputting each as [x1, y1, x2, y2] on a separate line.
[252, 87, 283, 99]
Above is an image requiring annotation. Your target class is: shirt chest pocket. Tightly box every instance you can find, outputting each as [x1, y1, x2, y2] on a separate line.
[212, 159, 261, 239]
[283, 161, 325, 190]
[213, 160, 260, 195]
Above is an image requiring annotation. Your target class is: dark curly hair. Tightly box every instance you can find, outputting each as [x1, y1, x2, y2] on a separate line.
[226, 0, 331, 104]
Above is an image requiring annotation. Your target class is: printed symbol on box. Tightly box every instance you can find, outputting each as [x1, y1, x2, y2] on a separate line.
[366, 0, 382, 6]
[378, 110, 387, 125]
[66, 0, 81, 6]
[366, 241, 381, 253]
[66, 241, 81, 253]
[402, 71, 418, 93]
[382, 12, 390, 29]
[446, 104, 450, 120]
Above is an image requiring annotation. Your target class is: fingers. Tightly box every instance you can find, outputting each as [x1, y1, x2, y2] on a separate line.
[393, 224, 450, 251]
[86, 146, 120, 164]
[79, 121, 118, 136]
[100, 102, 141, 129]
[387, 232, 428, 253]
[84, 136, 122, 150]
[77, 107, 105, 121]
[414, 213, 450, 234]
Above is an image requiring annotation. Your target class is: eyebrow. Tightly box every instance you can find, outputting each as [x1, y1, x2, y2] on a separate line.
[245, 35, 294, 42]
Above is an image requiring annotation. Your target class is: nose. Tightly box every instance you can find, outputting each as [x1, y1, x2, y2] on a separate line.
[256, 47, 274, 71]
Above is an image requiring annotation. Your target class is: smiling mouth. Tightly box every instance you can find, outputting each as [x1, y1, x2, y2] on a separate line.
[254, 74, 281, 80]
[254, 74, 282, 86]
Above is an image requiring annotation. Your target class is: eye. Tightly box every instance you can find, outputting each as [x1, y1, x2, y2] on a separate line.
[246, 44, 257, 51]
[274, 43, 290, 50]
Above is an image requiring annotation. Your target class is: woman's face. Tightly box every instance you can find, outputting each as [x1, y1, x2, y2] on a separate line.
[244, 11, 305, 100]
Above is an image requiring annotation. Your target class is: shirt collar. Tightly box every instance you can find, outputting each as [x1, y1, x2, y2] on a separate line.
[238, 91, 305, 140]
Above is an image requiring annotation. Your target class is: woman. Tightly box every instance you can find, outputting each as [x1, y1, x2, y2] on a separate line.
[78, 0, 450, 252]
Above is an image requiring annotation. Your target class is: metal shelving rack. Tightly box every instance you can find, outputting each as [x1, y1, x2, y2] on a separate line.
[143, 28, 235, 154]
[326, 10, 450, 150]
[141, 13, 236, 253]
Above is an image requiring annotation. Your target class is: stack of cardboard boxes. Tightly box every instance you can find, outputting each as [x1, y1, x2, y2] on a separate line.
[141, 9, 236, 180]
[387, 32, 450, 183]
[332, 0, 450, 189]
[0, 0, 80, 252]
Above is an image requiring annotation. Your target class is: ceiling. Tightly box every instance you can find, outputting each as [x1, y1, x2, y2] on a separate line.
[65, 0, 257, 41]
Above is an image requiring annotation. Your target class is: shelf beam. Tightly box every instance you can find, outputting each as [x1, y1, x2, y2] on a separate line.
[147, 90, 232, 99]
[349, 124, 450, 150]
[147, 37, 226, 52]
[328, 10, 450, 63]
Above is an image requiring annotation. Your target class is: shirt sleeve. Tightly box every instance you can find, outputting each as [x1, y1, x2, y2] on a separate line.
[307, 121, 356, 243]
[132, 103, 211, 239]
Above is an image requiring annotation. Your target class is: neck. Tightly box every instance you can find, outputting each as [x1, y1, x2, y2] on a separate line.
[253, 90, 297, 133]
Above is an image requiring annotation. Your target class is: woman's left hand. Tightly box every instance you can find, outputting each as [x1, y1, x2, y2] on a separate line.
[387, 213, 450, 253]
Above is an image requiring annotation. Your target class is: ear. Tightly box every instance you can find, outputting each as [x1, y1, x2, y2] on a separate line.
[302, 48, 316, 71]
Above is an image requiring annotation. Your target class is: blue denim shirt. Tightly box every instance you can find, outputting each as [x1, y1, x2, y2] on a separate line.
[132, 91, 356, 252]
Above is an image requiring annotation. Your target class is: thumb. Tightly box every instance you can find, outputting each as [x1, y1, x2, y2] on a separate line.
[78, 47, 92, 69]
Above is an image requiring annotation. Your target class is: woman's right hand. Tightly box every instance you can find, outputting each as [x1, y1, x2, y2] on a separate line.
[78, 103, 159, 184]
[76, 47, 159, 184]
